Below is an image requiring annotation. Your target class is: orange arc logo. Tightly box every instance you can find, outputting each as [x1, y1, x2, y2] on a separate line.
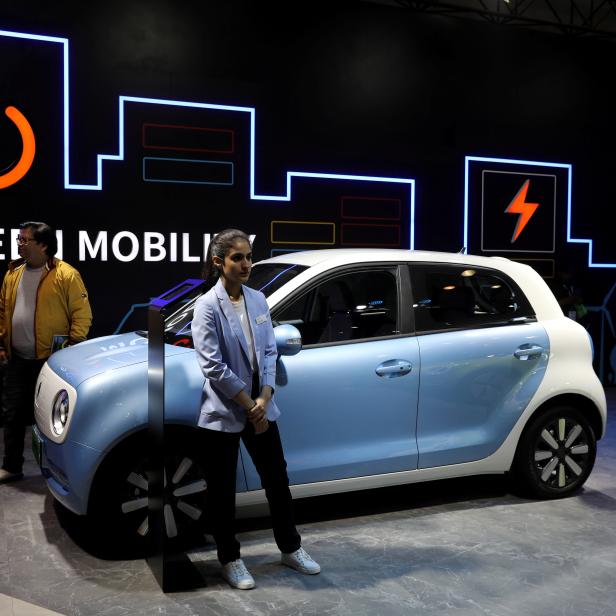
[0, 105, 36, 189]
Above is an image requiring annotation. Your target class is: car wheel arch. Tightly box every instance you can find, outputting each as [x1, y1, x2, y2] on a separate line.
[87, 424, 203, 515]
[517, 393, 603, 449]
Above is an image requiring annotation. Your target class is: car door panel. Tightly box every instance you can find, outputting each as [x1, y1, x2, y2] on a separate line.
[241, 335, 420, 489]
[416, 323, 549, 468]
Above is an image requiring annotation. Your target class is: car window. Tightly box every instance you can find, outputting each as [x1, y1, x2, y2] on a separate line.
[274, 268, 399, 345]
[409, 264, 535, 333]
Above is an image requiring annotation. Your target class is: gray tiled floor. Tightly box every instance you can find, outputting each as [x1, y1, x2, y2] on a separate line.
[1, 390, 616, 616]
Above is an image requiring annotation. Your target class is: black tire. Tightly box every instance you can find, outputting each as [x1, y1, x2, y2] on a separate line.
[90, 430, 208, 551]
[514, 405, 597, 499]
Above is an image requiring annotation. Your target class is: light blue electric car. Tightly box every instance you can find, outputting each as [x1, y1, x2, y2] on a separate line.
[33, 249, 606, 541]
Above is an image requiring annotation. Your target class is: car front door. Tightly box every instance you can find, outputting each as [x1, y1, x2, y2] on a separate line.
[409, 263, 550, 468]
[240, 265, 420, 488]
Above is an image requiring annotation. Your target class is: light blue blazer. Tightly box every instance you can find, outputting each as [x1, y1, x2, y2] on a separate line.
[191, 278, 281, 432]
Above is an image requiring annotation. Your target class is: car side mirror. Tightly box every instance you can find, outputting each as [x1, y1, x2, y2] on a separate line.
[274, 324, 302, 356]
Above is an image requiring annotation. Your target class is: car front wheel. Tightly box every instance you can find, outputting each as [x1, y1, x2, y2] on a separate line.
[91, 432, 208, 548]
[514, 406, 597, 499]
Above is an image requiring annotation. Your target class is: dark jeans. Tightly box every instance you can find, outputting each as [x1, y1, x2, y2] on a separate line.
[1, 354, 45, 473]
[198, 420, 301, 565]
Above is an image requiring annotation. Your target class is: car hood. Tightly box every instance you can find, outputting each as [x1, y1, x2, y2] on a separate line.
[45, 332, 193, 388]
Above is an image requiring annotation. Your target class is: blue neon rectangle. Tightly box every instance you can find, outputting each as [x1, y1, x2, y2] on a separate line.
[142, 157, 234, 186]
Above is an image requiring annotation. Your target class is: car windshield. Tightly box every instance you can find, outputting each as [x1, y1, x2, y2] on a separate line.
[161, 263, 307, 346]
[244, 263, 307, 296]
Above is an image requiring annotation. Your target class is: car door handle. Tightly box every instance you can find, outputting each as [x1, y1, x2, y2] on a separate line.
[513, 344, 544, 360]
[375, 360, 413, 378]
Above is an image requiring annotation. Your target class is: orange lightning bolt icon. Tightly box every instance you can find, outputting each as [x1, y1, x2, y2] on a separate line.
[505, 179, 539, 243]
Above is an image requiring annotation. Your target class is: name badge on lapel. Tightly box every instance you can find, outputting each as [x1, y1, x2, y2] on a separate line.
[255, 313, 268, 325]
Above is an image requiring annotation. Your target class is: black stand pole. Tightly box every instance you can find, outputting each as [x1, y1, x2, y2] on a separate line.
[146, 279, 206, 593]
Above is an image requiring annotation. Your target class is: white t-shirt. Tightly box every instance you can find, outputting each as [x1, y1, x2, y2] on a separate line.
[12, 265, 44, 358]
[231, 295, 257, 372]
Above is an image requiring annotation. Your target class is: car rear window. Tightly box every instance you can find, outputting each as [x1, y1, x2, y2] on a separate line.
[409, 263, 535, 333]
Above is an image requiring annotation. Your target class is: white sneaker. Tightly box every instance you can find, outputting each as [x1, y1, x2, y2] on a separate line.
[281, 547, 321, 574]
[0, 468, 23, 485]
[221, 559, 255, 589]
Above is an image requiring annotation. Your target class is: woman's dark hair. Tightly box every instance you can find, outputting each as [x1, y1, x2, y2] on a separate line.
[19, 221, 57, 257]
[202, 228, 251, 289]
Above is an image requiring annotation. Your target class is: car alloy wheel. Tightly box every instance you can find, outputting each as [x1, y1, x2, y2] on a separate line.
[91, 432, 208, 546]
[120, 454, 207, 539]
[515, 406, 597, 498]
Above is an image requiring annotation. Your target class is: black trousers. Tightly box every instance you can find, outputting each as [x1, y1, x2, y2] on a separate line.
[198, 420, 301, 565]
[1, 354, 45, 473]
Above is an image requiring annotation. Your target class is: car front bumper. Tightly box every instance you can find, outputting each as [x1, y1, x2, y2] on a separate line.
[32, 424, 101, 515]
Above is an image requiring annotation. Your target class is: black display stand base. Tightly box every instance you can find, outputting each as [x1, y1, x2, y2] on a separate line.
[146, 279, 207, 593]
[148, 551, 205, 593]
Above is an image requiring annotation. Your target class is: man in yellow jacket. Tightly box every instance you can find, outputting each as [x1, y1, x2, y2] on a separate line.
[0, 222, 92, 484]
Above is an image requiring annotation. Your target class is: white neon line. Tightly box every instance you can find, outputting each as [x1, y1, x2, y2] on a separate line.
[121, 95, 254, 113]
[63, 38, 70, 189]
[466, 156, 571, 169]
[250, 110, 256, 198]
[2, 28, 416, 247]
[409, 181, 416, 250]
[119, 96, 125, 159]
[289, 171, 414, 183]
[0, 29, 67, 43]
[566, 162, 572, 242]
[463, 157, 470, 252]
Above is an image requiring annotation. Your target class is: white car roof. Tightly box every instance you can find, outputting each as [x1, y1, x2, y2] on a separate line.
[259, 248, 511, 269]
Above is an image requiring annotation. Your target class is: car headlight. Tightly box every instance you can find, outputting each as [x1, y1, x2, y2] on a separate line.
[52, 390, 70, 435]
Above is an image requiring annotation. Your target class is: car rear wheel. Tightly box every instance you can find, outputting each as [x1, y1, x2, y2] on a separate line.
[514, 406, 596, 499]
[90, 432, 208, 548]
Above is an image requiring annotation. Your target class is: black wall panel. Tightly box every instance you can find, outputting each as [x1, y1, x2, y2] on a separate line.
[1, 1, 615, 379]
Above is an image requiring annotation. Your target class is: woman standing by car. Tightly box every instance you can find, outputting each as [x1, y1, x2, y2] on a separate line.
[191, 228, 320, 590]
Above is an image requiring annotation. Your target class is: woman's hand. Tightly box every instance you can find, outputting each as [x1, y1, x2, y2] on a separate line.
[248, 397, 269, 434]
[248, 398, 267, 422]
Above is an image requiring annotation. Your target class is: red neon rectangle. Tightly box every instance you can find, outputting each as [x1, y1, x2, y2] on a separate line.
[142, 123, 234, 154]
[340, 223, 401, 247]
[341, 197, 401, 220]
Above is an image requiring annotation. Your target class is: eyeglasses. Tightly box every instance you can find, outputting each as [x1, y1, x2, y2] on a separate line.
[15, 235, 36, 246]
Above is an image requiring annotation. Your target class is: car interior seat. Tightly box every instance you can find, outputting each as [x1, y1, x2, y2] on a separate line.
[435, 285, 476, 325]
[317, 280, 354, 343]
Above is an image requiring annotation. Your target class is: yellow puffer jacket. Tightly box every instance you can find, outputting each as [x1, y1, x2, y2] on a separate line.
[0, 257, 92, 359]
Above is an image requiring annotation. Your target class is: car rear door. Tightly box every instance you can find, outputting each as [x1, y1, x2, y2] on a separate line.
[240, 264, 420, 488]
[409, 263, 550, 468]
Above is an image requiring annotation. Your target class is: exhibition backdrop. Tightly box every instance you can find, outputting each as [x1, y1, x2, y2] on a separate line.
[1, 1, 615, 381]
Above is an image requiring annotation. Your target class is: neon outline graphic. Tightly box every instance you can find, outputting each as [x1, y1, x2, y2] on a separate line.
[480, 170, 556, 254]
[465, 156, 614, 268]
[142, 156, 234, 186]
[0, 28, 415, 248]
[340, 196, 402, 221]
[341, 223, 401, 247]
[513, 258, 555, 279]
[142, 122, 235, 154]
[113, 302, 150, 334]
[270, 220, 336, 245]
[0, 105, 36, 189]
